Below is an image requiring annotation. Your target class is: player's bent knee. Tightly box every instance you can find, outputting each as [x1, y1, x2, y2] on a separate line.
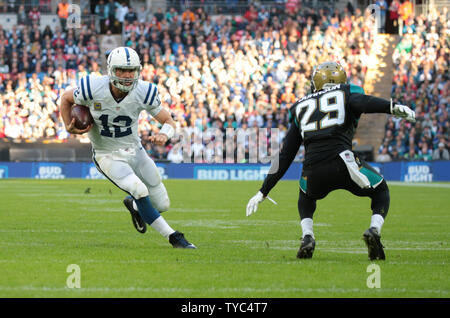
[134, 182, 149, 199]
[155, 197, 170, 212]
[148, 183, 170, 212]
[127, 179, 149, 200]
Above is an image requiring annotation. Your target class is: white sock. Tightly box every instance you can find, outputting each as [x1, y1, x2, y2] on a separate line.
[370, 214, 384, 234]
[300, 218, 314, 239]
[150, 216, 176, 239]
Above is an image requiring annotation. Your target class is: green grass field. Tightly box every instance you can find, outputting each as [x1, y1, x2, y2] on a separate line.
[0, 179, 448, 298]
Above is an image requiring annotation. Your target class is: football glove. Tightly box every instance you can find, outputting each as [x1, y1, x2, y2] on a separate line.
[246, 191, 265, 217]
[246, 191, 277, 217]
[390, 100, 416, 123]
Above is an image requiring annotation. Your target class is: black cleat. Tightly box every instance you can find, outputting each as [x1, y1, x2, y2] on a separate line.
[169, 231, 196, 249]
[363, 227, 385, 260]
[123, 196, 147, 234]
[297, 235, 316, 259]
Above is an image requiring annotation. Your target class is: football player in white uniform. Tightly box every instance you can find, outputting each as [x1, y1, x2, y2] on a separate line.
[60, 47, 196, 249]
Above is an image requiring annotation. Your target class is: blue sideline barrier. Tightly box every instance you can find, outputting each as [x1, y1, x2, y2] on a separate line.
[0, 161, 449, 181]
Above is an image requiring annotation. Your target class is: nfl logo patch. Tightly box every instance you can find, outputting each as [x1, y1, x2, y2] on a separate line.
[94, 102, 102, 110]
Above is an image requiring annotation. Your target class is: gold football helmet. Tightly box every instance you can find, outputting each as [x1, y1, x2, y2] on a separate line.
[311, 62, 347, 92]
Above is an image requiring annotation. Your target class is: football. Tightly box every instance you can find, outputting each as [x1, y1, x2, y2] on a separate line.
[71, 104, 94, 130]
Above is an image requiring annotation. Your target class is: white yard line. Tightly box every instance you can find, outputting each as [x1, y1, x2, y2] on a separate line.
[0, 285, 447, 295]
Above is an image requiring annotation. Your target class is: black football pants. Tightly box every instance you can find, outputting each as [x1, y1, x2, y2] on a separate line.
[297, 156, 390, 220]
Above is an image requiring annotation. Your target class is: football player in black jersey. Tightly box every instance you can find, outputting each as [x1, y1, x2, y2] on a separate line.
[246, 62, 416, 260]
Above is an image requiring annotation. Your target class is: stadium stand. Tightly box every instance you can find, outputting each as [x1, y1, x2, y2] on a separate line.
[376, 6, 449, 162]
[0, 0, 448, 164]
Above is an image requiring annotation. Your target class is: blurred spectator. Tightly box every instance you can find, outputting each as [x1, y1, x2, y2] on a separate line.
[116, 2, 129, 31]
[95, 0, 108, 34]
[137, 5, 151, 24]
[6, 0, 16, 13]
[376, 0, 387, 33]
[28, 6, 41, 26]
[376, 147, 392, 162]
[432, 142, 450, 160]
[389, 0, 400, 34]
[57, 0, 70, 31]
[16, 4, 26, 25]
[398, 0, 413, 35]
[154, 7, 164, 22]
[181, 7, 195, 23]
[40, 0, 52, 13]
[106, 0, 119, 33]
[124, 6, 137, 24]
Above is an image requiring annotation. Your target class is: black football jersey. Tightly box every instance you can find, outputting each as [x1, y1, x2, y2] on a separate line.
[259, 84, 391, 196]
[289, 84, 390, 167]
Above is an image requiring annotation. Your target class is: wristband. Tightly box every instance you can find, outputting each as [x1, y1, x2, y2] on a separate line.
[160, 123, 175, 139]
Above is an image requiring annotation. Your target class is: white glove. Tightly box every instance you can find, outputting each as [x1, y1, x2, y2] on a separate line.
[246, 191, 265, 217]
[246, 191, 277, 217]
[390, 100, 416, 123]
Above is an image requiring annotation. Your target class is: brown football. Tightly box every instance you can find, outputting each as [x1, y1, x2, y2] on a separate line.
[71, 104, 94, 130]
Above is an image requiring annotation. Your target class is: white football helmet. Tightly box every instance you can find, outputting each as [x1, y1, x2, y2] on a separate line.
[107, 47, 142, 92]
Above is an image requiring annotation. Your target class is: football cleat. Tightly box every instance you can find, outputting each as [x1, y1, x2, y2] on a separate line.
[297, 235, 316, 259]
[169, 231, 196, 249]
[363, 227, 385, 260]
[123, 196, 147, 234]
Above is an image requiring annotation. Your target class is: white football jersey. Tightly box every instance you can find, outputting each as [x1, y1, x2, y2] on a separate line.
[73, 75, 162, 153]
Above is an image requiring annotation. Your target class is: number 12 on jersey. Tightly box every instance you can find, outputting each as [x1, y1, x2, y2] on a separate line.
[295, 90, 345, 138]
[99, 114, 133, 138]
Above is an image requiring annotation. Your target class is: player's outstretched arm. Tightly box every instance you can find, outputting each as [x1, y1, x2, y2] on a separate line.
[150, 108, 176, 146]
[60, 89, 92, 135]
[349, 94, 415, 123]
[246, 124, 302, 217]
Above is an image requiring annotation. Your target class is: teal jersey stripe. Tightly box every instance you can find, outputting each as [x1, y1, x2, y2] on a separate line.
[299, 177, 307, 193]
[360, 167, 383, 187]
[350, 84, 365, 95]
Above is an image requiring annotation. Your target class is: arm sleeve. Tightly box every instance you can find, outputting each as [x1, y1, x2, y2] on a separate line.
[141, 82, 162, 117]
[259, 124, 302, 196]
[348, 93, 391, 117]
[73, 76, 93, 106]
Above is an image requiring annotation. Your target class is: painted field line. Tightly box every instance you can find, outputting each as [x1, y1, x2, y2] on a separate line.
[0, 229, 128, 234]
[0, 258, 446, 266]
[169, 208, 231, 213]
[240, 245, 450, 252]
[0, 285, 447, 295]
[230, 239, 448, 248]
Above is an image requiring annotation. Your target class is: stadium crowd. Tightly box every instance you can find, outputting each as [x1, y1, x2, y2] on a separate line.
[125, 2, 377, 162]
[0, 1, 447, 163]
[376, 7, 449, 162]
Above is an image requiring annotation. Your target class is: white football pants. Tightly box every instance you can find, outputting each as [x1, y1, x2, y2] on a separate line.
[93, 146, 170, 212]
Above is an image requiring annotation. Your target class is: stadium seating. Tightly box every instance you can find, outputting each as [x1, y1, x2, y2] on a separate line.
[377, 7, 449, 162]
[0, 1, 447, 163]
